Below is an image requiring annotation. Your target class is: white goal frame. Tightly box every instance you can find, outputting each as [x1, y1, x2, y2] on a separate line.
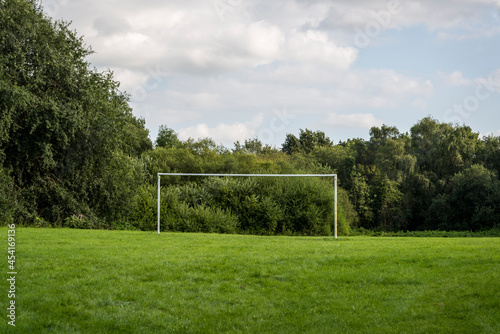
[157, 173, 338, 238]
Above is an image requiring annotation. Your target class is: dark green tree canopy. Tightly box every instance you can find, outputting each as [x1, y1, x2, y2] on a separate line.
[282, 129, 333, 154]
[427, 165, 500, 230]
[0, 0, 151, 223]
[155, 125, 179, 149]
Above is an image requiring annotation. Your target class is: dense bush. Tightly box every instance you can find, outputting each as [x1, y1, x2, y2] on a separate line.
[426, 165, 500, 231]
[130, 176, 353, 236]
[158, 186, 239, 234]
[0, 167, 14, 225]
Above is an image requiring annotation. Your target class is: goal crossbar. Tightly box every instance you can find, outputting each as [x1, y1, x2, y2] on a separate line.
[157, 173, 338, 238]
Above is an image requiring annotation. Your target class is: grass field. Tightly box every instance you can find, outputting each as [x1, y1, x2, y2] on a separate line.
[1, 228, 499, 333]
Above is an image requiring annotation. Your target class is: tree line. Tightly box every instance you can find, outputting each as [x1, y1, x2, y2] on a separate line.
[1, 0, 499, 234]
[282, 123, 500, 232]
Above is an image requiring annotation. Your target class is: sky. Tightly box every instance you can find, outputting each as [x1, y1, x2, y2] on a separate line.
[42, 0, 500, 148]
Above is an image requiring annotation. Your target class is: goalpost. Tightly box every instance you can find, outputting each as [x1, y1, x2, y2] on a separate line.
[157, 173, 338, 238]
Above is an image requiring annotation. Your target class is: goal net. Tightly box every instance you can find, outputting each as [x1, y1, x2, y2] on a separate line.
[157, 173, 338, 238]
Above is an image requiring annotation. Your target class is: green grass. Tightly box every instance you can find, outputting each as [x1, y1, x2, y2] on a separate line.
[1, 228, 499, 333]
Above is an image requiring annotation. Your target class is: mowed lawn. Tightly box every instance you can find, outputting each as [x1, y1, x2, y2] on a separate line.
[2, 228, 499, 333]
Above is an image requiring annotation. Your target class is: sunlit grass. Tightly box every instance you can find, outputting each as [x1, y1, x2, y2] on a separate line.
[1, 228, 499, 333]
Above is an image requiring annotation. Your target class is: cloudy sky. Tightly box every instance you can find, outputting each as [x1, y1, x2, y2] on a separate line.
[42, 0, 500, 147]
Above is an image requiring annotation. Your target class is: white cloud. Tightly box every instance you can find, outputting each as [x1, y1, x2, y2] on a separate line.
[177, 114, 265, 145]
[245, 21, 284, 60]
[375, 70, 434, 96]
[473, 69, 500, 93]
[325, 113, 384, 129]
[128, 65, 436, 142]
[89, 32, 168, 68]
[318, 0, 499, 41]
[48, 0, 498, 79]
[438, 71, 473, 86]
[93, 14, 131, 36]
[112, 68, 150, 92]
[41, 0, 500, 145]
[479, 129, 500, 139]
[388, 0, 497, 31]
[286, 29, 356, 70]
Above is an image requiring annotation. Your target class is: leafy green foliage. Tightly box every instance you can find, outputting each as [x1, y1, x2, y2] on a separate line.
[0, 0, 151, 225]
[143, 176, 352, 236]
[282, 129, 333, 155]
[427, 165, 500, 230]
[62, 213, 105, 229]
[0, 166, 14, 225]
[157, 185, 239, 234]
[332, 118, 500, 232]
[124, 170, 354, 236]
[2, 2, 500, 233]
[155, 125, 179, 149]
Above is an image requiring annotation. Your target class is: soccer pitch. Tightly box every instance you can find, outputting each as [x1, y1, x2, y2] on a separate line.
[2, 228, 499, 333]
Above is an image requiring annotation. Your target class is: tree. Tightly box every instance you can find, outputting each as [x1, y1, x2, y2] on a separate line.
[372, 176, 406, 231]
[282, 133, 301, 155]
[121, 116, 153, 157]
[282, 129, 333, 155]
[478, 135, 500, 174]
[0, 166, 14, 225]
[233, 138, 276, 155]
[349, 166, 373, 227]
[155, 125, 179, 149]
[374, 137, 416, 184]
[311, 144, 356, 188]
[427, 165, 500, 231]
[0, 0, 151, 224]
[410, 117, 480, 180]
[369, 125, 400, 141]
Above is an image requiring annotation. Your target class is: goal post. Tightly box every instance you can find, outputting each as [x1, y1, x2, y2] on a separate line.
[157, 173, 338, 238]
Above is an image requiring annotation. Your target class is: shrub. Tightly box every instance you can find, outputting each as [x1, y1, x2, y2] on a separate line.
[138, 175, 354, 236]
[0, 167, 14, 226]
[62, 213, 105, 229]
[156, 186, 239, 234]
[236, 194, 281, 235]
[129, 184, 157, 231]
[182, 205, 239, 234]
